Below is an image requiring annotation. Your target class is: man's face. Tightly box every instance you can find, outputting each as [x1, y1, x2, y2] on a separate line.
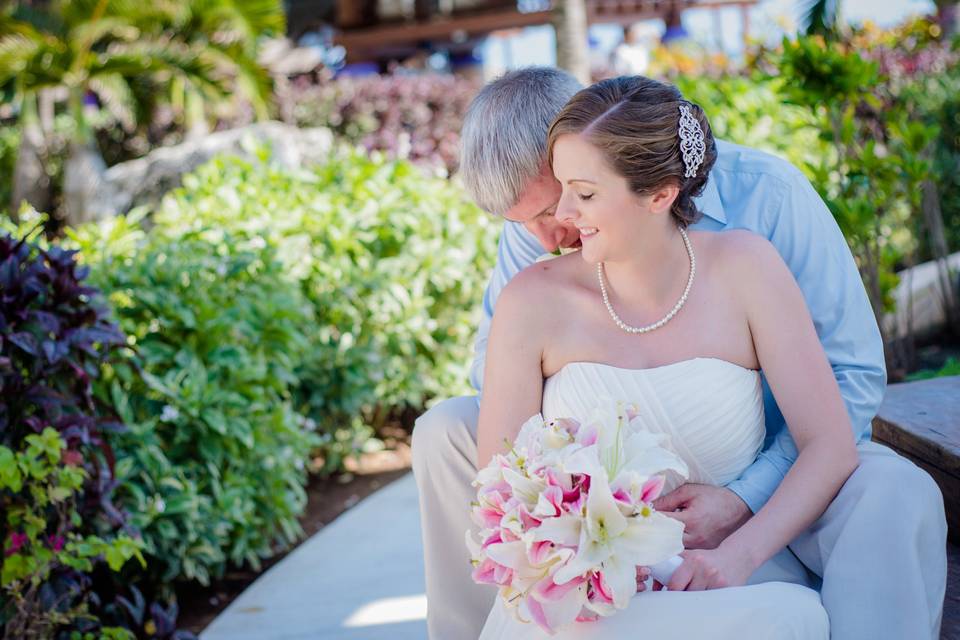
[502, 165, 582, 254]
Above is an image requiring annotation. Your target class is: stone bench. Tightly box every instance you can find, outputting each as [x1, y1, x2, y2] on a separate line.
[871, 375, 959, 639]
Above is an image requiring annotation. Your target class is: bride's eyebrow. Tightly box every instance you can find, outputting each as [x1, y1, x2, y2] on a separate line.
[566, 179, 597, 185]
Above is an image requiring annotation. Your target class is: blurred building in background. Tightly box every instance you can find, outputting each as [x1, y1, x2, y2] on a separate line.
[284, 0, 757, 76]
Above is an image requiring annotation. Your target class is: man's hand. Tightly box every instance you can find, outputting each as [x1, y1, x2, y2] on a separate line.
[652, 483, 752, 549]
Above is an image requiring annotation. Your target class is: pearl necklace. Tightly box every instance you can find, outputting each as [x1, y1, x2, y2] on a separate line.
[597, 226, 696, 334]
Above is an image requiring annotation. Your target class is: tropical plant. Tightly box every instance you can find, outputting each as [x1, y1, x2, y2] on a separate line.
[770, 34, 941, 356]
[0, 0, 284, 225]
[801, 0, 841, 38]
[134, 0, 285, 138]
[674, 73, 823, 169]
[1, 428, 144, 639]
[0, 228, 160, 637]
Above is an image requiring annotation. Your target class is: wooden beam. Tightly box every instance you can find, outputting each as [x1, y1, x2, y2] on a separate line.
[334, 7, 552, 51]
[588, 0, 756, 23]
[333, 0, 760, 59]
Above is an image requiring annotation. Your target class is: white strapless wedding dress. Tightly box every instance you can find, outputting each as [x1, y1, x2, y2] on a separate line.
[478, 358, 829, 639]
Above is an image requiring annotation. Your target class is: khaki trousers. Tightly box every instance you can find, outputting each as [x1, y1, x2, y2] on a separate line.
[411, 396, 947, 640]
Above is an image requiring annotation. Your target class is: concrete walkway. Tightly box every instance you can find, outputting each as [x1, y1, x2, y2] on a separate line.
[201, 472, 427, 640]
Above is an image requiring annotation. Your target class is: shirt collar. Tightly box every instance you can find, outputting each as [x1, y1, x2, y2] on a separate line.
[694, 173, 726, 225]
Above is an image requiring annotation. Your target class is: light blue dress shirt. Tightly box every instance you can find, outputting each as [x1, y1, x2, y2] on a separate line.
[469, 139, 887, 514]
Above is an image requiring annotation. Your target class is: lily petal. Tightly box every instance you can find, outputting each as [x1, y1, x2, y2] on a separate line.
[616, 512, 686, 565]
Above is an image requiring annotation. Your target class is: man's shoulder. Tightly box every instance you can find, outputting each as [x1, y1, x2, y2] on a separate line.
[713, 139, 806, 187]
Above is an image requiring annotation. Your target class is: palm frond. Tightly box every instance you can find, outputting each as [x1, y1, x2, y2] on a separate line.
[91, 38, 230, 99]
[233, 52, 273, 120]
[200, 43, 272, 118]
[66, 16, 140, 51]
[0, 29, 69, 92]
[53, 0, 109, 31]
[88, 72, 136, 129]
[188, 0, 285, 54]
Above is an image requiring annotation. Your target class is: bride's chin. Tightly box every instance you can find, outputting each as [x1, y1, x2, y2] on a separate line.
[579, 246, 594, 262]
[578, 242, 603, 264]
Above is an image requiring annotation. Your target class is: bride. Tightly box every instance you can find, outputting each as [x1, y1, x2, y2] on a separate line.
[474, 76, 859, 638]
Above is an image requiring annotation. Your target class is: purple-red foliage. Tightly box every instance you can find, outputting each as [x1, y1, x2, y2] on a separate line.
[0, 231, 197, 638]
[277, 72, 481, 175]
[0, 232, 125, 476]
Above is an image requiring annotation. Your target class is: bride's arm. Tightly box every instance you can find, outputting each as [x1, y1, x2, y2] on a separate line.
[476, 267, 551, 468]
[670, 232, 859, 589]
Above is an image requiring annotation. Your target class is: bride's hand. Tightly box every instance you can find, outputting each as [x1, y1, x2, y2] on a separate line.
[665, 546, 755, 591]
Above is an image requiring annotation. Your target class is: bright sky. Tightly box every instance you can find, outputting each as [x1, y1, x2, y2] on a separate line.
[481, 0, 936, 75]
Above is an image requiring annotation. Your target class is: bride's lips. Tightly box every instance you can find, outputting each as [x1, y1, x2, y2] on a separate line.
[578, 227, 598, 241]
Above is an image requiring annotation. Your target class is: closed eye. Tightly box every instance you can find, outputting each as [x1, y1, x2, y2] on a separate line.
[578, 193, 594, 201]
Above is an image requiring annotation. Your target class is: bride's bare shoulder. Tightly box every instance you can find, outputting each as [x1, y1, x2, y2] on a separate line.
[698, 229, 793, 307]
[494, 252, 587, 320]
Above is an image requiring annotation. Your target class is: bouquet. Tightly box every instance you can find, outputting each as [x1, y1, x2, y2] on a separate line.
[466, 401, 689, 634]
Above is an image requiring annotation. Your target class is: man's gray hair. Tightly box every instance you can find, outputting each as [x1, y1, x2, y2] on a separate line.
[459, 67, 583, 215]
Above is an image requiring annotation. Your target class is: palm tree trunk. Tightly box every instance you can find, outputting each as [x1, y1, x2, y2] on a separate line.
[62, 87, 107, 226]
[552, 0, 591, 84]
[184, 88, 210, 141]
[10, 93, 51, 219]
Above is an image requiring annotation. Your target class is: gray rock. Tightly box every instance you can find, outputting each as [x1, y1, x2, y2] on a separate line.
[88, 122, 334, 218]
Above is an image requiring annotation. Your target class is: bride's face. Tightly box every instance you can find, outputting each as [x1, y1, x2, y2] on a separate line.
[551, 133, 663, 264]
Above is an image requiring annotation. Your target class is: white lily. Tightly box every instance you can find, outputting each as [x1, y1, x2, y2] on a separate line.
[552, 460, 684, 609]
[502, 467, 545, 509]
[528, 513, 581, 546]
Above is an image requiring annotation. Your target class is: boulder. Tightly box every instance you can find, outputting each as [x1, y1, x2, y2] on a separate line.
[88, 122, 334, 218]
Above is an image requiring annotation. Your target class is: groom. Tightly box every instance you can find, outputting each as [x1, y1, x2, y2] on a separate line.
[411, 67, 947, 639]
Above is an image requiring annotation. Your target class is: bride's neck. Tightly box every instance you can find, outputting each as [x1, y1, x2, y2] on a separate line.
[601, 222, 691, 308]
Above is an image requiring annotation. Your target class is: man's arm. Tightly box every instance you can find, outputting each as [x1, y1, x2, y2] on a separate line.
[726, 167, 887, 514]
[469, 222, 544, 393]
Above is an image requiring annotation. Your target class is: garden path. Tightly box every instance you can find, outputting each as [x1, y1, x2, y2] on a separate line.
[201, 472, 426, 640]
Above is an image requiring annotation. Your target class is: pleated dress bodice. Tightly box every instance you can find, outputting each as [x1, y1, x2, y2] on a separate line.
[542, 357, 765, 492]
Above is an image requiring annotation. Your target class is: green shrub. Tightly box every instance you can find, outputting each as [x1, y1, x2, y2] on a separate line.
[70, 215, 319, 586]
[7, 143, 497, 589]
[148, 146, 498, 472]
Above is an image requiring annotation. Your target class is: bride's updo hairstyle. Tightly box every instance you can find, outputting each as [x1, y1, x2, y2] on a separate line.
[546, 76, 717, 228]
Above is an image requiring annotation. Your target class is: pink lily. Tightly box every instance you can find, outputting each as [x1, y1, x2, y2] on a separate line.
[640, 475, 666, 503]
